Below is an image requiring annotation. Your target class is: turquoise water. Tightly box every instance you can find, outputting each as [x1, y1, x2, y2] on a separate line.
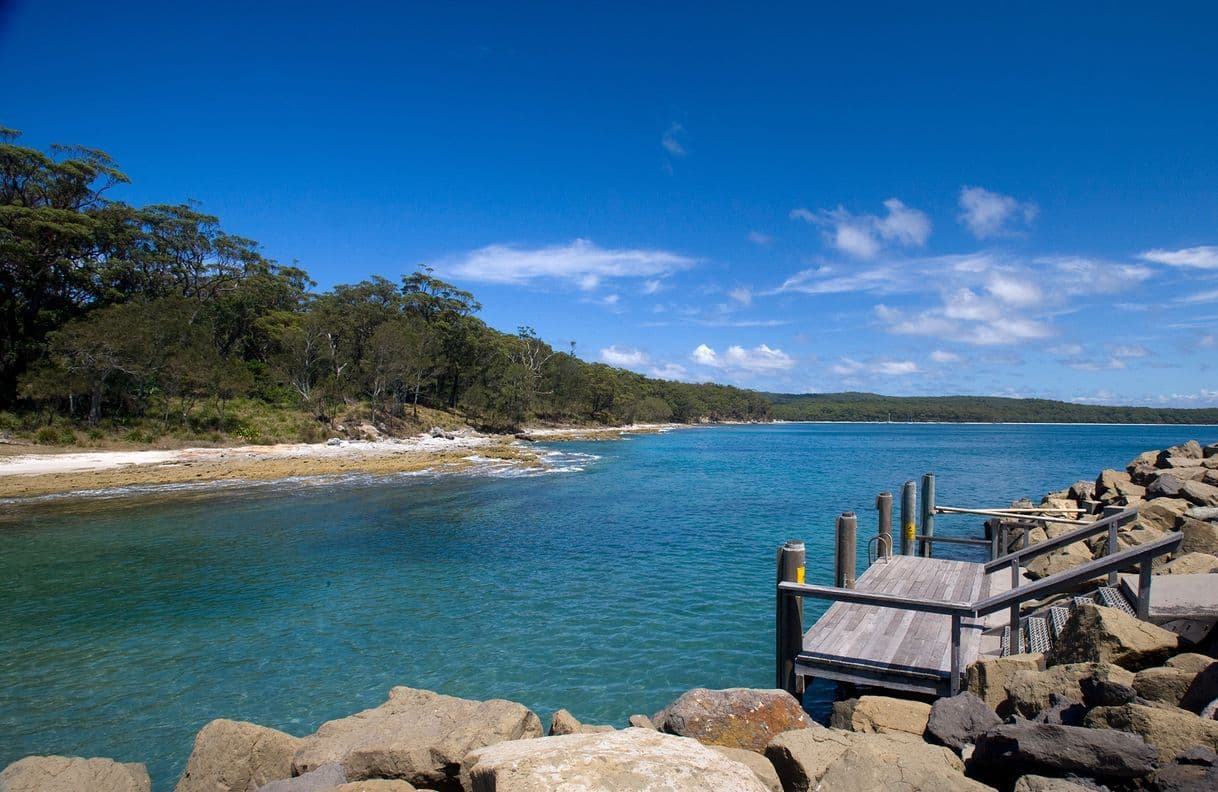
[2, 423, 1215, 789]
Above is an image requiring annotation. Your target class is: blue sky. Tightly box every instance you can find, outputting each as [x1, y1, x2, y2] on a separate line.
[3, 2, 1216, 405]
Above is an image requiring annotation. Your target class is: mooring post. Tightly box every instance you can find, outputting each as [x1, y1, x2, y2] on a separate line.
[876, 491, 893, 560]
[775, 540, 806, 696]
[919, 473, 936, 557]
[835, 512, 858, 589]
[900, 480, 916, 555]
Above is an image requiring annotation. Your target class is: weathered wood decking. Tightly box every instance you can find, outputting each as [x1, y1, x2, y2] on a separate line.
[795, 556, 990, 696]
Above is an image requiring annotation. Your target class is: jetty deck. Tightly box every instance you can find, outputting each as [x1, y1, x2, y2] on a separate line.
[794, 556, 994, 696]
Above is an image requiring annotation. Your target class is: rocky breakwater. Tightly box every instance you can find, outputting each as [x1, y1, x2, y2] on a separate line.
[999, 439, 1218, 582]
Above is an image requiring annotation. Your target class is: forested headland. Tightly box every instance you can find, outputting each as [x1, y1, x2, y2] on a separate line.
[768, 392, 1218, 424]
[0, 128, 769, 446]
[3, 128, 1216, 450]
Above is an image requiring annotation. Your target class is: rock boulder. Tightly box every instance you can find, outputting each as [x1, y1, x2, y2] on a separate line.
[1050, 603, 1180, 669]
[0, 756, 150, 792]
[1138, 498, 1192, 532]
[547, 709, 613, 736]
[1159, 552, 1218, 575]
[925, 692, 1001, 751]
[461, 728, 770, 792]
[829, 695, 931, 737]
[1181, 517, 1218, 556]
[969, 723, 1157, 783]
[814, 735, 993, 792]
[177, 719, 301, 792]
[1012, 775, 1097, 792]
[708, 746, 782, 792]
[256, 763, 346, 792]
[1085, 703, 1218, 762]
[965, 653, 1045, 713]
[652, 687, 811, 752]
[1005, 662, 1134, 718]
[291, 687, 541, 790]
[1134, 666, 1196, 707]
[1182, 480, 1218, 507]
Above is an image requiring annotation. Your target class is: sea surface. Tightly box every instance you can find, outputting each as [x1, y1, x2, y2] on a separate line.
[2, 422, 1215, 789]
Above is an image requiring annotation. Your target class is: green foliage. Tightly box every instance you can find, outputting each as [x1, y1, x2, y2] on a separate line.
[766, 392, 1218, 424]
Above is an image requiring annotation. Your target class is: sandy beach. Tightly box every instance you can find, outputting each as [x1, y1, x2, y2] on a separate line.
[0, 424, 682, 499]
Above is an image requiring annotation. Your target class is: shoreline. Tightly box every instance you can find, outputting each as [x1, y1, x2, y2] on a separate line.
[0, 424, 684, 500]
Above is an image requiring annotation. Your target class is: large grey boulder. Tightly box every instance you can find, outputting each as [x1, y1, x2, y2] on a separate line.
[652, 687, 811, 752]
[0, 756, 150, 792]
[1085, 703, 1218, 762]
[1150, 747, 1218, 792]
[1163, 441, 1204, 462]
[1051, 603, 1180, 670]
[1181, 663, 1218, 713]
[765, 728, 969, 792]
[970, 723, 1157, 783]
[177, 719, 301, 792]
[291, 687, 541, 789]
[829, 695, 930, 737]
[256, 763, 346, 792]
[925, 692, 1001, 752]
[1187, 506, 1218, 521]
[1149, 474, 1186, 499]
[461, 727, 770, 792]
[1095, 469, 1133, 502]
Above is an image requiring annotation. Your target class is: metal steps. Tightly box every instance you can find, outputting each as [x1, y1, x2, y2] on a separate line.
[1000, 585, 1137, 657]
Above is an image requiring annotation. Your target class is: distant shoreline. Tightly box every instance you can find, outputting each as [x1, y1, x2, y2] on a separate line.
[0, 424, 682, 500]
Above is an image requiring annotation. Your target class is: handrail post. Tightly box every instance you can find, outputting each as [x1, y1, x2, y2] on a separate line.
[950, 612, 962, 694]
[900, 480, 916, 556]
[1009, 557, 1020, 630]
[919, 473, 935, 557]
[835, 512, 858, 589]
[1104, 506, 1122, 587]
[1137, 561, 1152, 619]
[876, 492, 893, 561]
[775, 541, 806, 696]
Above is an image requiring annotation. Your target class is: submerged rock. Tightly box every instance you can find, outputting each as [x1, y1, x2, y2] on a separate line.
[462, 728, 770, 792]
[0, 756, 150, 792]
[652, 687, 811, 752]
[177, 719, 301, 792]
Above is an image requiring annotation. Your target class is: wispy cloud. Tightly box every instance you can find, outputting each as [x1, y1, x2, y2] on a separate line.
[661, 122, 687, 157]
[1138, 245, 1218, 269]
[930, 350, 961, 363]
[690, 343, 796, 372]
[748, 230, 773, 246]
[1179, 288, 1218, 304]
[444, 239, 696, 290]
[648, 362, 691, 381]
[831, 356, 919, 376]
[790, 198, 931, 258]
[728, 286, 752, 306]
[957, 186, 1038, 238]
[599, 345, 648, 367]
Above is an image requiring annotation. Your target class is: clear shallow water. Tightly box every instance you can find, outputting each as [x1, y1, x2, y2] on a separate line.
[2, 422, 1215, 789]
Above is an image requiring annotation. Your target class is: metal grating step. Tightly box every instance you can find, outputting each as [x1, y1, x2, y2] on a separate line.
[1000, 626, 1012, 657]
[1096, 586, 1136, 616]
[1049, 606, 1071, 638]
[1073, 595, 1095, 609]
[1024, 616, 1052, 654]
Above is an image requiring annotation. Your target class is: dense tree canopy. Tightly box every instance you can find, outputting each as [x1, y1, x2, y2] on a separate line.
[1, 129, 769, 437]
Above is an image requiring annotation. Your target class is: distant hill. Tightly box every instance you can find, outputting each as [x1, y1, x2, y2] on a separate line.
[764, 392, 1218, 425]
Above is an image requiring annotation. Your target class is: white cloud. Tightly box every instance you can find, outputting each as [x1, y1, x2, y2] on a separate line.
[661, 122, 687, 157]
[599, 345, 648, 367]
[1138, 245, 1218, 269]
[444, 239, 696, 290]
[957, 186, 1038, 238]
[930, 350, 961, 363]
[790, 198, 931, 258]
[690, 343, 796, 372]
[648, 362, 691, 381]
[1049, 343, 1085, 356]
[748, 231, 773, 246]
[831, 356, 918, 376]
[728, 286, 752, 306]
[1111, 344, 1148, 358]
[875, 302, 1052, 346]
[1066, 357, 1128, 372]
[1180, 288, 1218, 304]
[986, 274, 1041, 307]
[641, 279, 663, 295]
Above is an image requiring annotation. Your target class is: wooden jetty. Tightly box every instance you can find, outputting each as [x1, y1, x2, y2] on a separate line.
[776, 475, 1184, 698]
